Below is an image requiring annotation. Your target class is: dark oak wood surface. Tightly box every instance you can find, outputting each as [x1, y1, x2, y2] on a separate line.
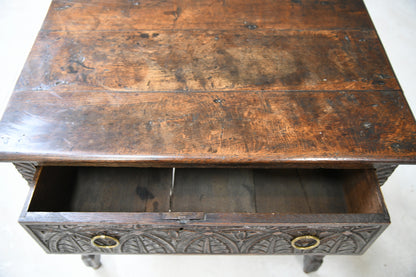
[0, 0, 415, 165]
[1, 90, 415, 164]
[44, 0, 374, 31]
[14, 30, 399, 92]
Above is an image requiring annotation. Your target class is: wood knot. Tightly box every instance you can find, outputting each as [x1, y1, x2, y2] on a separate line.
[244, 21, 257, 30]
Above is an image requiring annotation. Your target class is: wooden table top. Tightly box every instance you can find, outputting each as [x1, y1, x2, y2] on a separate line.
[0, 0, 415, 166]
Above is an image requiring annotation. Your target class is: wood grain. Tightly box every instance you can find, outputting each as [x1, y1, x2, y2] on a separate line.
[254, 169, 311, 213]
[14, 30, 399, 92]
[71, 167, 172, 212]
[28, 167, 172, 212]
[172, 168, 256, 213]
[0, 0, 414, 166]
[254, 169, 384, 213]
[28, 166, 385, 214]
[1, 90, 415, 165]
[43, 0, 373, 31]
[343, 169, 388, 214]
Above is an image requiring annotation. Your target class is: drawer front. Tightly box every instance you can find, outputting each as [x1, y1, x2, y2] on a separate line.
[24, 224, 386, 255]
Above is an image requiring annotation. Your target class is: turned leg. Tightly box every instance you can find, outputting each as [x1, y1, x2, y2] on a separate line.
[81, 254, 102, 269]
[303, 255, 324, 273]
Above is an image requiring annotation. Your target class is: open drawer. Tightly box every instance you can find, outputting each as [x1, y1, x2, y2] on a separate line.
[19, 167, 390, 255]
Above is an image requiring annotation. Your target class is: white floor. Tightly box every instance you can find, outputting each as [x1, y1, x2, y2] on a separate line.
[0, 0, 415, 276]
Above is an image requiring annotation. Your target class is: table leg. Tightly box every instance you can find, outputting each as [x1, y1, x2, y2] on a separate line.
[303, 255, 324, 273]
[81, 254, 101, 269]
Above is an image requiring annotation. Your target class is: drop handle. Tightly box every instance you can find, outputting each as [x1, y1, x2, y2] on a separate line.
[91, 235, 120, 249]
[161, 212, 206, 224]
[291, 235, 320, 250]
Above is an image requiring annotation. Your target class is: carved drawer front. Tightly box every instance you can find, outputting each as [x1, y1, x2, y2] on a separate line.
[20, 167, 390, 255]
[24, 224, 386, 255]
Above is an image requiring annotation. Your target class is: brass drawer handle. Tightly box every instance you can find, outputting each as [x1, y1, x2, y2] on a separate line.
[291, 235, 320, 250]
[91, 235, 120, 249]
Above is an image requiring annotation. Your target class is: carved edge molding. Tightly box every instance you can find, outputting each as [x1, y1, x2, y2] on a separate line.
[374, 164, 398, 186]
[13, 162, 38, 185]
[25, 224, 384, 255]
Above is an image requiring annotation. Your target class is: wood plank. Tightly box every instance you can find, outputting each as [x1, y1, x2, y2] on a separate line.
[172, 168, 255, 212]
[28, 167, 172, 212]
[297, 169, 348, 213]
[28, 167, 77, 212]
[1, 90, 415, 165]
[342, 169, 386, 214]
[254, 169, 312, 213]
[71, 167, 172, 212]
[15, 30, 399, 92]
[254, 169, 354, 213]
[43, 0, 373, 31]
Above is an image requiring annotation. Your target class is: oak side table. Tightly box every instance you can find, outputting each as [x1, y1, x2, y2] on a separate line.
[1, 0, 415, 273]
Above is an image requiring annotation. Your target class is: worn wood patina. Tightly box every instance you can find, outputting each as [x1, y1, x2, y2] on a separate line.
[1, 0, 416, 273]
[0, 0, 415, 166]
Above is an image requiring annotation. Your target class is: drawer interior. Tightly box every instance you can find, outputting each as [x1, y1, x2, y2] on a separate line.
[28, 167, 384, 214]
